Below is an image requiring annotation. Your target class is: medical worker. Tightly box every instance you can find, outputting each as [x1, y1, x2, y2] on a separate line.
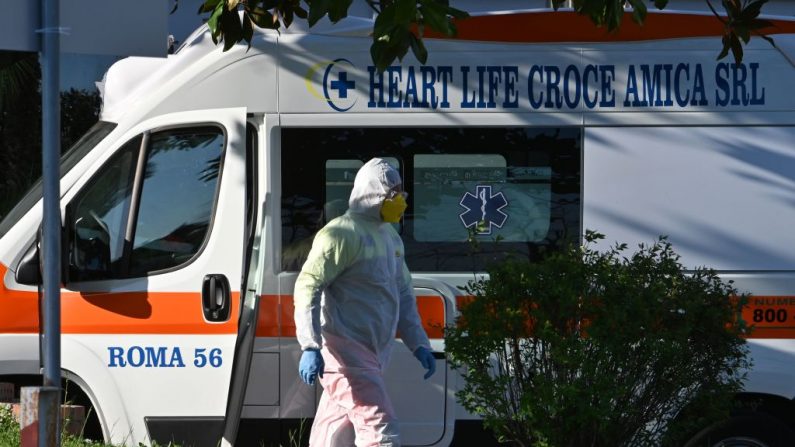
[294, 158, 436, 447]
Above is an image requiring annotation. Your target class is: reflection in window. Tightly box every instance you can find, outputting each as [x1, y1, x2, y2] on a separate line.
[69, 138, 139, 280]
[68, 126, 225, 281]
[130, 129, 224, 275]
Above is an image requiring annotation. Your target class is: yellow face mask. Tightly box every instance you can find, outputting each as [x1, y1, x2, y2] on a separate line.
[380, 193, 407, 223]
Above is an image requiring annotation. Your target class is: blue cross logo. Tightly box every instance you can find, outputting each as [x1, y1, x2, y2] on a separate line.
[321, 58, 358, 112]
[330, 72, 355, 98]
[459, 185, 509, 235]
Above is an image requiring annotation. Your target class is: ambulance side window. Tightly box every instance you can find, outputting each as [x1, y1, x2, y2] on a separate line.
[68, 126, 225, 281]
[281, 127, 580, 272]
[69, 137, 141, 280]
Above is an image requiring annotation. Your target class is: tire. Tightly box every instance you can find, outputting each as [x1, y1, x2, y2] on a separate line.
[684, 414, 795, 447]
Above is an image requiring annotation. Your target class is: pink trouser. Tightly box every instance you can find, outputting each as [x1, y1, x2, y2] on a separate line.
[309, 348, 400, 446]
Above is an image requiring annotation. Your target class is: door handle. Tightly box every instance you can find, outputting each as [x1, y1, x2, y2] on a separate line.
[202, 274, 231, 322]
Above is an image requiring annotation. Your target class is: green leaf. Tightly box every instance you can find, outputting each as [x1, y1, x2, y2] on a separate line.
[249, 8, 279, 29]
[370, 28, 411, 72]
[747, 19, 773, 30]
[729, 33, 743, 63]
[307, 0, 330, 27]
[283, 7, 294, 28]
[374, 4, 398, 38]
[628, 0, 647, 24]
[409, 33, 428, 64]
[220, 8, 243, 51]
[228, 0, 240, 11]
[760, 34, 776, 47]
[420, 0, 452, 35]
[327, 0, 353, 23]
[741, 0, 769, 20]
[723, 0, 741, 19]
[243, 12, 254, 48]
[446, 5, 469, 20]
[294, 5, 308, 19]
[394, 0, 418, 25]
[198, 0, 221, 14]
[735, 25, 750, 44]
[207, 1, 224, 35]
[370, 40, 391, 73]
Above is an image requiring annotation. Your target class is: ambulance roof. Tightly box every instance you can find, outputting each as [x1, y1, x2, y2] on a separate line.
[97, 8, 795, 123]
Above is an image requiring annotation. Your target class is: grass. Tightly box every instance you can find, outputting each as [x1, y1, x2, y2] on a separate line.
[0, 404, 182, 447]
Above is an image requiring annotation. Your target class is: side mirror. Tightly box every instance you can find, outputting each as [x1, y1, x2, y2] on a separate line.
[15, 240, 42, 286]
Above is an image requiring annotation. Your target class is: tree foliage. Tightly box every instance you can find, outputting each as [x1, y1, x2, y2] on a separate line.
[445, 231, 751, 447]
[183, 0, 774, 70]
[0, 53, 101, 218]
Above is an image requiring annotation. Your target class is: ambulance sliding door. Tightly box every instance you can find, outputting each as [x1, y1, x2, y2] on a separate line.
[276, 126, 581, 445]
[59, 108, 248, 446]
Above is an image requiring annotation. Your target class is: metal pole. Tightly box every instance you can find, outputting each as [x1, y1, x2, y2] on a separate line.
[40, 0, 62, 445]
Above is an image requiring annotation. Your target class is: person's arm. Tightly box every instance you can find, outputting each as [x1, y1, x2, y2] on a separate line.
[294, 226, 356, 351]
[396, 260, 431, 353]
[396, 257, 436, 379]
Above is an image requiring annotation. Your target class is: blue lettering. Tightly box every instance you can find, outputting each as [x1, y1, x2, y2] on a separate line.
[715, 63, 730, 106]
[675, 63, 691, 107]
[583, 65, 598, 109]
[145, 346, 167, 367]
[624, 65, 641, 107]
[107, 346, 188, 367]
[386, 67, 402, 107]
[128, 346, 145, 367]
[528, 65, 544, 109]
[563, 64, 581, 109]
[420, 66, 436, 108]
[438, 66, 453, 108]
[731, 63, 749, 106]
[692, 64, 708, 106]
[544, 66, 562, 108]
[599, 65, 616, 107]
[170, 347, 186, 368]
[108, 347, 125, 367]
[486, 66, 502, 108]
[367, 66, 386, 107]
[460, 66, 477, 108]
[502, 66, 519, 108]
[750, 62, 765, 105]
[477, 66, 488, 108]
[640, 64, 673, 107]
[403, 66, 420, 108]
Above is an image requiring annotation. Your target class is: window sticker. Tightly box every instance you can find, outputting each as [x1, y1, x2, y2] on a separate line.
[459, 185, 508, 235]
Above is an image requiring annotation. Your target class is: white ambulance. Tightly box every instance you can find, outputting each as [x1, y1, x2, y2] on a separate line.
[3, 4, 795, 446]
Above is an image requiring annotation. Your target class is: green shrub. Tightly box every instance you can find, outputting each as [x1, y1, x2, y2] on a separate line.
[445, 231, 751, 447]
[0, 404, 20, 446]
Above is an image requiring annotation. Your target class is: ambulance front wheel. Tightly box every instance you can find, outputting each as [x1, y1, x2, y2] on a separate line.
[684, 414, 795, 447]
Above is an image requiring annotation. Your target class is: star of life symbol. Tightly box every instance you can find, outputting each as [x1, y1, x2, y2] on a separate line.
[459, 185, 508, 235]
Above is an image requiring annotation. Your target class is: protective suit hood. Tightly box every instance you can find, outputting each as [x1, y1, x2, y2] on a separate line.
[348, 158, 401, 219]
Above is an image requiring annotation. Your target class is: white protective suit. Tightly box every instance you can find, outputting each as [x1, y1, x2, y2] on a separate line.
[294, 158, 431, 447]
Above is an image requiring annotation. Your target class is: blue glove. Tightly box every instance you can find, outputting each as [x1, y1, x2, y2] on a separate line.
[413, 346, 436, 379]
[299, 349, 324, 385]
